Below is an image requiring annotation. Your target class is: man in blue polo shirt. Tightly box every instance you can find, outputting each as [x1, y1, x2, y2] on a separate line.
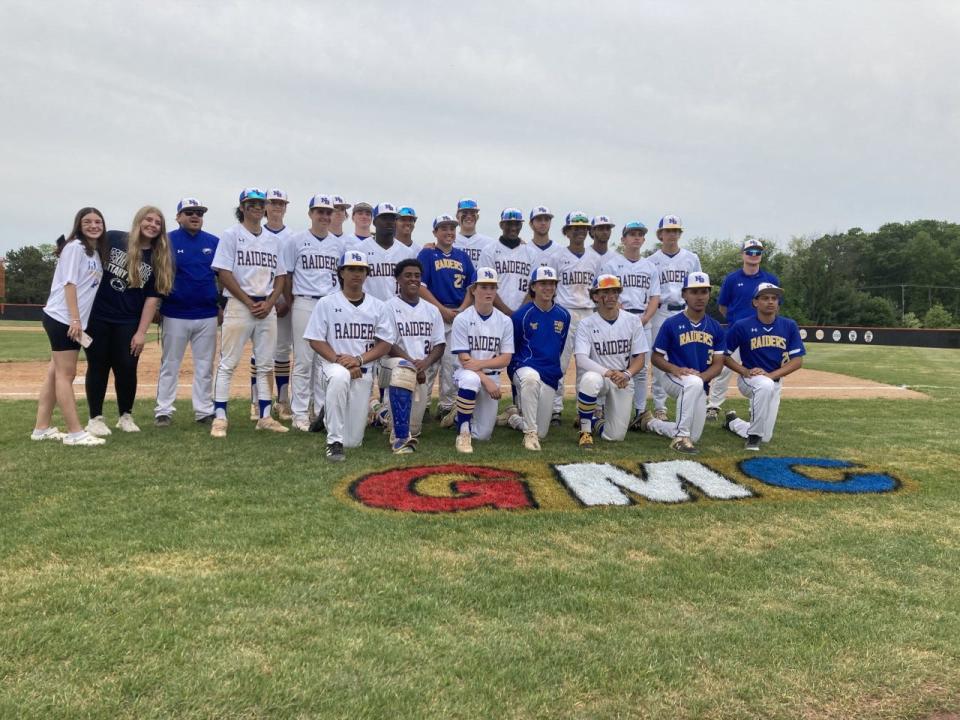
[706, 238, 780, 419]
[154, 197, 220, 426]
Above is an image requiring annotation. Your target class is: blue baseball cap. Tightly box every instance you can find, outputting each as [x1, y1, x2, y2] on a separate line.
[239, 188, 267, 203]
[457, 198, 479, 211]
[373, 202, 398, 219]
[398, 207, 417, 218]
[622, 221, 648, 236]
[500, 208, 524, 223]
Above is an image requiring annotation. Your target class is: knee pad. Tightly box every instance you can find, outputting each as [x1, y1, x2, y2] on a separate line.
[325, 363, 351, 384]
[390, 360, 418, 392]
[579, 371, 603, 396]
[516, 367, 542, 390]
[456, 369, 481, 393]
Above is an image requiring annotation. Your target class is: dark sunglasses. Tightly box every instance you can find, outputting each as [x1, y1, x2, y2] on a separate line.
[744, 249, 763, 256]
[182, 209, 206, 217]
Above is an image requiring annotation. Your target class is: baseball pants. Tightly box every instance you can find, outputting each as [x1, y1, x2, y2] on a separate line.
[727, 375, 782, 442]
[214, 299, 277, 411]
[514, 366, 556, 439]
[321, 362, 373, 447]
[454, 368, 499, 440]
[290, 297, 321, 421]
[437, 321, 456, 412]
[648, 308, 682, 412]
[647, 374, 707, 441]
[578, 371, 634, 441]
[155, 315, 218, 420]
[554, 307, 594, 413]
[632, 324, 653, 411]
[382, 357, 439, 438]
[708, 348, 740, 410]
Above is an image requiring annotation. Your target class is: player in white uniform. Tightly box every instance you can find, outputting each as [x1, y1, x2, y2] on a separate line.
[304, 250, 396, 462]
[479, 208, 536, 314]
[396, 207, 422, 253]
[586, 215, 615, 266]
[600, 220, 661, 426]
[450, 268, 515, 453]
[527, 205, 562, 272]
[647, 214, 702, 420]
[721, 283, 805, 451]
[454, 197, 494, 265]
[573, 275, 648, 450]
[283, 194, 343, 431]
[358, 203, 417, 301]
[210, 188, 289, 438]
[553, 211, 603, 423]
[329, 195, 350, 242]
[342, 202, 374, 252]
[383, 258, 447, 453]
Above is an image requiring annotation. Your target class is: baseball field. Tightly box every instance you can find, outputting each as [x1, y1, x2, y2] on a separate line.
[1, 321, 958, 719]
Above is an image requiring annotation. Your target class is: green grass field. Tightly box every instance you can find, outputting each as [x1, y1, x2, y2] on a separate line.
[1, 344, 958, 718]
[0, 321, 160, 363]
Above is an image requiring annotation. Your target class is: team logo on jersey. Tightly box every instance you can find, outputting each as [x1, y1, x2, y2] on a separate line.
[554, 321, 565, 333]
[202, 247, 213, 255]
[530, 322, 538, 330]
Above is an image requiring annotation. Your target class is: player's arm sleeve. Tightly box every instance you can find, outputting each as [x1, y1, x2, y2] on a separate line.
[211, 230, 235, 272]
[282, 239, 296, 279]
[302, 300, 328, 342]
[718, 275, 733, 308]
[725, 321, 743, 355]
[653, 324, 672, 357]
[558, 307, 571, 348]
[450, 314, 469, 354]
[631, 321, 649, 356]
[501, 318, 515, 355]
[575, 352, 608, 376]
[573, 320, 591, 357]
[477, 246, 493, 270]
[416, 249, 432, 285]
[464, 256, 477, 285]
[58, 242, 84, 286]
[787, 320, 806, 357]
[693, 253, 702, 272]
[430, 307, 447, 347]
[375, 304, 398, 344]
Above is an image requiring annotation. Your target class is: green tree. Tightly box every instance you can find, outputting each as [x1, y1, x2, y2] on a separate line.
[3, 245, 57, 303]
[923, 303, 954, 328]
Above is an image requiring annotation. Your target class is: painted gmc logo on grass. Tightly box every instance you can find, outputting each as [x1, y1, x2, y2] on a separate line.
[347, 458, 902, 514]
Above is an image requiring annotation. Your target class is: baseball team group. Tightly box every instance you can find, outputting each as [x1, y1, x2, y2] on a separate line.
[32, 190, 806, 461]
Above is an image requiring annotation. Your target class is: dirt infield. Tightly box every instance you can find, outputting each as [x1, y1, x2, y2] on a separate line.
[0, 333, 928, 401]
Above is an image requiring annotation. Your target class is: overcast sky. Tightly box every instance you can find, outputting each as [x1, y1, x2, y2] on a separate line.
[2, 0, 958, 255]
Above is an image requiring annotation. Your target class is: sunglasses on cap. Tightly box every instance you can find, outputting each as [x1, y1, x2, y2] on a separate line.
[181, 209, 206, 217]
[568, 214, 589, 224]
[500, 211, 523, 222]
[457, 200, 479, 210]
[744, 248, 763, 256]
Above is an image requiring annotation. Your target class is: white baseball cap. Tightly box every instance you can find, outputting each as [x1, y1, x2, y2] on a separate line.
[309, 194, 334, 210]
[474, 267, 499, 285]
[266, 188, 289, 203]
[339, 250, 369, 269]
[331, 195, 351, 209]
[753, 282, 784, 298]
[176, 197, 207, 213]
[529, 266, 558, 284]
[563, 211, 591, 228]
[373, 202, 398, 218]
[742, 238, 764, 251]
[591, 215, 615, 228]
[683, 271, 711, 290]
[432, 214, 459, 230]
[529, 205, 553, 220]
[658, 214, 683, 231]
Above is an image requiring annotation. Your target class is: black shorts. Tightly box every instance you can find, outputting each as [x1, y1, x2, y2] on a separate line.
[43, 313, 81, 352]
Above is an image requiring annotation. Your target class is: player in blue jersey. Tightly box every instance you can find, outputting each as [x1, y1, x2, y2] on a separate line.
[417, 214, 477, 422]
[640, 271, 725, 454]
[505, 266, 570, 450]
[707, 238, 781, 419]
[721, 283, 805, 451]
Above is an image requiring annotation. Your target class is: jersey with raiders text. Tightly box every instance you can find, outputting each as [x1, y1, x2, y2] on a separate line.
[303, 291, 396, 371]
[509, 301, 570, 391]
[454, 232, 494, 265]
[340, 233, 371, 253]
[450, 306, 515, 370]
[725, 314, 805, 373]
[213, 223, 287, 298]
[283, 230, 343, 297]
[357, 238, 418, 301]
[574, 311, 648, 372]
[601, 254, 661, 313]
[417, 246, 476, 308]
[526, 239, 562, 273]
[555, 247, 602, 310]
[386, 296, 446, 360]
[647, 248, 701, 311]
[478, 240, 536, 311]
[654, 312, 726, 380]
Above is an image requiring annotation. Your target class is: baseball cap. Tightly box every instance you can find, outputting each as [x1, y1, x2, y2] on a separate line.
[529, 205, 553, 221]
[753, 282, 784, 298]
[474, 267, 499, 285]
[266, 188, 289, 203]
[373, 202, 398, 219]
[339, 250, 370, 269]
[331, 195, 351, 209]
[563, 211, 591, 228]
[239, 188, 267, 203]
[683, 271, 711, 290]
[529, 266, 558, 284]
[457, 198, 479, 211]
[622, 221, 648, 235]
[591, 215, 615, 228]
[353, 202, 374, 214]
[432, 214, 459, 230]
[177, 197, 207, 213]
[500, 208, 524, 223]
[309, 194, 334, 210]
[658, 214, 683, 231]
[742, 238, 764, 251]
[398, 207, 417, 219]
[590, 274, 623, 294]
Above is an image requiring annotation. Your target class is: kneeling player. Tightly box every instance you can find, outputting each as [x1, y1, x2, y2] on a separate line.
[383, 259, 446, 453]
[574, 275, 648, 451]
[640, 272, 725, 454]
[507, 266, 570, 450]
[450, 268, 514, 453]
[721, 283, 805, 451]
[304, 251, 395, 462]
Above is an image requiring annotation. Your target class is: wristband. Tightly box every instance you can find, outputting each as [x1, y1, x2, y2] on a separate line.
[624, 370, 633, 378]
[70, 319, 81, 325]
[357, 355, 364, 366]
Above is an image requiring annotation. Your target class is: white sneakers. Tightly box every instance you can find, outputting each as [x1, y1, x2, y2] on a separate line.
[291, 416, 311, 432]
[115, 413, 140, 432]
[210, 418, 228, 438]
[523, 431, 541, 451]
[63, 431, 106, 446]
[455, 430, 473, 453]
[256, 416, 289, 433]
[31, 427, 66, 441]
[86, 416, 112, 437]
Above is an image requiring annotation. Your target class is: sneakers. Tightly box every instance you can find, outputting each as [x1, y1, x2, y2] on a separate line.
[155, 415, 172, 427]
[523, 431, 541, 451]
[706, 406, 720, 421]
[723, 411, 738, 432]
[256, 416, 289, 433]
[249, 403, 259, 421]
[63, 431, 106, 446]
[291, 416, 311, 432]
[439, 407, 456, 429]
[276, 401, 293, 421]
[326, 442, 345, 462]
[308, 410, 326, 433]
[653, 408, 668, 421]
[210, 418, 228, 438]
[550, 412, 562, 427]
[496, 405, 519, 426]
[745, 435, 762, 452]
[670, 436, 699, 455]
[31, 427, 66, 441]
[116, 413, 140, 433]
[86, 416, 112, 437]
[196, 414, 215, 425]
[455, 430, 473, 453]
[636, 410, 654, 433]
[392, 438, 416, 454]
[628, 409, 645, 431]
[578, 431, 594, 452]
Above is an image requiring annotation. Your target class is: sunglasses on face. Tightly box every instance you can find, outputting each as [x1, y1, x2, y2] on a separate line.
[182, 209, 205, 217]
[744, 249, 763, 256]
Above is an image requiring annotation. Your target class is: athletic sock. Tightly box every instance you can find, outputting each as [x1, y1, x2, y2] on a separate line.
[455, 388, 477, 433]
[577, 391, 597, 433]
[249, 357, 258, 403]
[215, 401, 228, 420]
[389, 386, 413, 441]
[258, 399, 272, 419]
[274, 359, 290, 403]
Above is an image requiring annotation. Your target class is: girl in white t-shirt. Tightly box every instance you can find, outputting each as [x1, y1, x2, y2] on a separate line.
[33, 207, 108, 446]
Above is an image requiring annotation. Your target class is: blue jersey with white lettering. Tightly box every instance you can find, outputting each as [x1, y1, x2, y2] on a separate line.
[509, 301, 571, 391]
[725, 314, 805, 373]
[718, 268, 781, 324]
[654, 312, 726, 382]
[162, 227, 220, 320]
[417, 246, 476, 308]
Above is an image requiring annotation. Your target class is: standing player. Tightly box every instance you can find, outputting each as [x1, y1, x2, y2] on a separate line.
[707, 238, 781, 419]
[600, 220, 661, 426]
[647, 214, 702, 420]
[527, 205, 561, 272]
[640, 272, 725, 454]
[342, 201, 374, 251]
[507, 266, 570, 450]
[450, 268, 514, 453]
[454, 198, 493, 265]
[358, 203, 416, 301]
[573, 275, 648, 450]
[304, 250, 395, 462]
[383, 258, 446, 453]
[284, 194, 343, 431]
[209, 188, 289, 438]
[154, 198, 219, 427]
[479, 208, 536, 314]
[553, 211, 603, 425]
[329, 195, 351, 241]
[721, 283, 804, 451]
[396, 207, 421, 252]
[586, 215, 615, 264]
[417, 214, 477, 423]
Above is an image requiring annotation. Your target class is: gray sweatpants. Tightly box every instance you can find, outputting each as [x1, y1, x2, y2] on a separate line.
[154, 316, 218, 420]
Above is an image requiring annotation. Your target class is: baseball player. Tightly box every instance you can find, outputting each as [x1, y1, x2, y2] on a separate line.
[396, 206, 421, 252]
[506, 266, 570, 450]
[721, 283, 805, 451]
[586, 215, 615, 264]
[210, 188, 289, 438]
[573, 275, 648, 451]
[358, 203, 416, 301]
[553, 211, 603, 425]
[600, 221, 661, 426]
[454, 198, 494, 265]
[154, 198, 219, 427]
[383, 258, 446, 453]
[417, 214, 477, 423]
[640, 271, 725, 454]
[450, 267, 514, 453]
[707, 238, 781, 419]
[478, 208, 536, 314]
[304, 250, 396, 462]
[527, 205, 562, 272]
[283, 194, 343, 431]
[342, 202, 374, 252]
[329, 195, 351, 241]
[647, 214, 702, 420]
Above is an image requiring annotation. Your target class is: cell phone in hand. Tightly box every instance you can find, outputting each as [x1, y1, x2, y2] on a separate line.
[80, 332, 93, 349]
